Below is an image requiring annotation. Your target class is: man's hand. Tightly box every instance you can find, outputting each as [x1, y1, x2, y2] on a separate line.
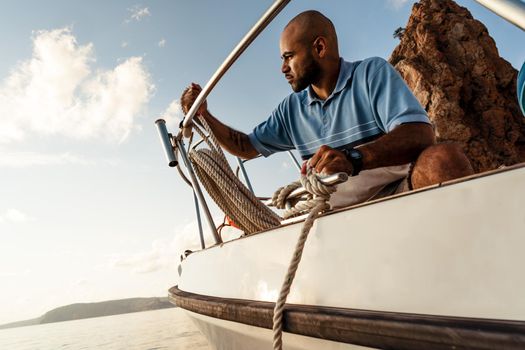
[308, 145, 353, 175]
[180, 83, 208, 115]
[177, 83, 259, 160]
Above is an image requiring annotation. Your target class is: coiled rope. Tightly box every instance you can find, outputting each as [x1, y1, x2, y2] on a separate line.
[188, 116, 281, 234]
[184, 117, 343, 349]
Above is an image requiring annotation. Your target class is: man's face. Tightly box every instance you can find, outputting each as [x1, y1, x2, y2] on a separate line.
[280, 29, 321, 92]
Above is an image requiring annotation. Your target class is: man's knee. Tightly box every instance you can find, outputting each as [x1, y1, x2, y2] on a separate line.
[411, 143, 474, 189]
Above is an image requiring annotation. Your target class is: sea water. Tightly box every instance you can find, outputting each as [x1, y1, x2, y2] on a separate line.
[0, 308, 211, 350]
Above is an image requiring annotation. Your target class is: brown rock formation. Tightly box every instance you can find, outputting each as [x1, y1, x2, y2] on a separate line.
[390, 0, 525, 172]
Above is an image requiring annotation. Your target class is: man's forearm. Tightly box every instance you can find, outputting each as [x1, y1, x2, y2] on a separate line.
[200, 111, 259, 160]
[360, 123, 435, 169]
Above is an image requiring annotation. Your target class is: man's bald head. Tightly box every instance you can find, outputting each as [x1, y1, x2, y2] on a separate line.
[282, 10, 339, 57]
[280, 11, 341, 95]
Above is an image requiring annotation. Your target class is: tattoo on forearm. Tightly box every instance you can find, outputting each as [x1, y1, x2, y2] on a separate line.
[229, 129, 247, 152]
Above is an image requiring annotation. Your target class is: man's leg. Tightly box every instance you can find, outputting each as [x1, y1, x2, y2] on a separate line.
[410, 143, 474, 189]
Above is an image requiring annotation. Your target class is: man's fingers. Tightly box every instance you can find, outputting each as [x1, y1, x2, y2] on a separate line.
[315, 153, 337, 174]
[183, 83, 207, 116]
[308, 145, 331, 171]
[300, 161, 307, 175]
[308, 150, 322, 169]
[181, 82, 205, 115]
[191, 83, 202, 92]
[307, 146, 353, 175]
[185, 89, 201, 102]
[319, 164, 344, 175]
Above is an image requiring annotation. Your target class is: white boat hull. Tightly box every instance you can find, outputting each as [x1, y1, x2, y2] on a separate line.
[188, 311, 367, 350]
[174, 165, 525, 349]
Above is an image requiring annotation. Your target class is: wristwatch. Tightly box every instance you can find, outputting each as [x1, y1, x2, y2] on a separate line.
[341, 148, 363, 176]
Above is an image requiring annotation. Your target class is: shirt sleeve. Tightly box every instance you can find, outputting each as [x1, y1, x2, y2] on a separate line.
[248, 102, 295, 157]
[367, 57, 430, 132]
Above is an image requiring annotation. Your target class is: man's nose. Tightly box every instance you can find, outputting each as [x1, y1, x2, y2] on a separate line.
[281, 61, 290, 74]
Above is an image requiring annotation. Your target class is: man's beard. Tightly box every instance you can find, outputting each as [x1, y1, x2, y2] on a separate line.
[291, 54, 321, 92]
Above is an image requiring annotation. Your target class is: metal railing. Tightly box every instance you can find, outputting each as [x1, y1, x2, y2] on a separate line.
[263, 172, 348, 207]
[156, 119, 220, 245]
[474, 0, 525, 31]
[180, 0, 292, 138]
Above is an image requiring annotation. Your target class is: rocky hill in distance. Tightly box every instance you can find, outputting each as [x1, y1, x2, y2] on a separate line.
[0, 297, 174, 330]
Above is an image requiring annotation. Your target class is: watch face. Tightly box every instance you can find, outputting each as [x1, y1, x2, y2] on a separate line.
[349, 149, 362, 160]
[345, 148, 363, 176]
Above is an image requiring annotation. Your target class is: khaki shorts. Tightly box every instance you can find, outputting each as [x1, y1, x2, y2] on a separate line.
[368, 164, 413, 201]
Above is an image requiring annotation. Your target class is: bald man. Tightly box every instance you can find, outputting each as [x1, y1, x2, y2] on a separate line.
[181, 10, 473, 207]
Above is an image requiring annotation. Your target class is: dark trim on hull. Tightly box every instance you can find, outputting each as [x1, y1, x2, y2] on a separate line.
[169, 286, 525, 350]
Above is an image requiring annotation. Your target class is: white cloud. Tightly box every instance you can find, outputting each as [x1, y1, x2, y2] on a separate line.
[121, 41, 128, 48]
[110, 239, 174, 274]
[387, 0, 410, 9]
[126, 6, 151, 22]
[0, 28, 154, 144]
[0, 209, 33, 223]
[0, 269, 30, 277]
[169, 218, 242, 256]
[109, 218, 242, 274]
[160, 99, 185, 130]
[0, 272, 17, 277]
[0, 151, 92, 167]
[76, 279, 88, 286]
[158, 38, 166, 48]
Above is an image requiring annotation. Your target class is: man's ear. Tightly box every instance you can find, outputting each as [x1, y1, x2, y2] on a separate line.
[313, 36, 327, 58]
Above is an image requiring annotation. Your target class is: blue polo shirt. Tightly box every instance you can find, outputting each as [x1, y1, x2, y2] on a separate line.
[248, 57, 430, 160]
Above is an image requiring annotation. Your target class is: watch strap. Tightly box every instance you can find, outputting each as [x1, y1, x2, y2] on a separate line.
[342, 148, 363, 176]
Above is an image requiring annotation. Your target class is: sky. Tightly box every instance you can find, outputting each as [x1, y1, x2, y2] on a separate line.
[0, 0, 523, 325]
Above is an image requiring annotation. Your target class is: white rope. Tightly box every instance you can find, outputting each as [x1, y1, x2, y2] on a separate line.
[188, 116, 281, 234]
[272, 168, 339, 350]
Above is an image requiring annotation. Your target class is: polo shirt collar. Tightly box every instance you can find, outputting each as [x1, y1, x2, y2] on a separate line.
[305, 58, 355, 106]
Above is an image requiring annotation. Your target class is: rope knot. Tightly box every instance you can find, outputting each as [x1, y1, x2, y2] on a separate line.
[300, 167, 338, 198]
[273, 167, 338, 219]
